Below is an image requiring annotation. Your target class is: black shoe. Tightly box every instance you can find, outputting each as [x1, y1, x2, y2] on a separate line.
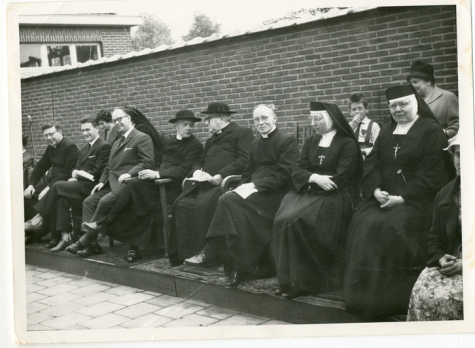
[274, 288, 284, 296]
[126, 250, 142, 263]
[46, 238, 60, 249]
[77, 243, 102, 258]
[65, 241, 84, 255]
[224, 271, 244, 288]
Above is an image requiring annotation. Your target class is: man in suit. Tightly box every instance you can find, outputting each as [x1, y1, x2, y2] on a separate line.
[96, 109, 120, 145]
[24, 123, 80, 237]
[66, 107, 155, 257]
[32, 117, 111, 250]
[168, 102, 254, 265]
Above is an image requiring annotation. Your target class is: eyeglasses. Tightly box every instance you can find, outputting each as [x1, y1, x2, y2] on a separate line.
[389, 101, 411, 110]
[113, 115, 128, 124]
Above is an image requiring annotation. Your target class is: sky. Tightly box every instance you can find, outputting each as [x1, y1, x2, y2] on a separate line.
[11, 0, 329, 41]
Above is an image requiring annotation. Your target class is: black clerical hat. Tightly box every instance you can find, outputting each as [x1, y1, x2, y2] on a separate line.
[200, 102, 237, 114]
[169, 110, 202, 123]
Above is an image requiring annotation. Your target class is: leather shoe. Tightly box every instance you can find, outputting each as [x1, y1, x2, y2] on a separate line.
[46, 238, 60, 249]
[126, 250, 142, 263]
[224, 271, 244, 288]
[282, 290, 309, 299]
[274, 288, 284, 296]
[77, 243, 102, 258]
[184, 251, 219, 267]
[50, 239, 74, 252]
[65, 241, 84, 255]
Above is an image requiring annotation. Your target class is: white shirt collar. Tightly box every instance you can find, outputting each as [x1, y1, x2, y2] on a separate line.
[360, 117, 370, 124]
[318, 129, 337, 147]
[176, 133, 183, 140]
[89, 135, 99, 146]
[261, 125, 277, 139]
[393, 114, 420, 135]
[22, 149, 26, 154]
[123, 126, 134, 139]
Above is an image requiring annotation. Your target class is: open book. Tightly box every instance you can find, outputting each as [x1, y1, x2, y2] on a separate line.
[75, 170, 94, 181]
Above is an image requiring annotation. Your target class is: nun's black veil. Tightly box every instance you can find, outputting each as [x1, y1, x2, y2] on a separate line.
[311, 101, 364, 187]
[118, 106, 164, 168]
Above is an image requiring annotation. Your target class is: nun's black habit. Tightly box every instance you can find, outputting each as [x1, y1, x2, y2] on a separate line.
[344, 85, 449, 319]
[271, 102, 363, 296]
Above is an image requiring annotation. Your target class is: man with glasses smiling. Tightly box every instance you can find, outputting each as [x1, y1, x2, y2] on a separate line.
[24, 123, 79, 243]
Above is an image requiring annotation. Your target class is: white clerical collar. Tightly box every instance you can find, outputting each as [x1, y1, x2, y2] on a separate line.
[176, 133, 183, 140]
[393, 114, 420, 135]
[123, 127, 134, 139]
[89, 135, 99, 146]
[261, 125, 277, 139]
[318, 129, 337, 147]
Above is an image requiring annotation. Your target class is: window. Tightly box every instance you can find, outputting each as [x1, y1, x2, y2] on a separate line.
[20, 43, 101, 68]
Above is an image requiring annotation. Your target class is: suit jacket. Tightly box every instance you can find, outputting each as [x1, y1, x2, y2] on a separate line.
[99, 127, 154, 194]
[28, 137, 80, 188]
[424, 86, 459, 138]
[76, 137, 111, 183]
[191, 122, 254, 178]
[426, 176, 461, 267]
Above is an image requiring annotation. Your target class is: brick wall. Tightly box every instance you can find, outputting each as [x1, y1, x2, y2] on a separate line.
[21, 6, 458, 155]
[20, 25, 133, 58]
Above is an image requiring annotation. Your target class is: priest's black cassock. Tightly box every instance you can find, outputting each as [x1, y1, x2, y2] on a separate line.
[344, 86, 449, 319]
[272, 102, 363, 296]
[105, 135, 202, 248]
[168, 122, 254, 263]
[205, 128, 299, 277]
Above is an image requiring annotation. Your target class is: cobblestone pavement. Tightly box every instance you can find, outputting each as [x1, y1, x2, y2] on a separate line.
[26, 265, 289, 330]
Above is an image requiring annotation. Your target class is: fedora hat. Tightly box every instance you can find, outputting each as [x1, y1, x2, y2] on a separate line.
[168, 109, 202, 123]
[200, 102, 237, 115]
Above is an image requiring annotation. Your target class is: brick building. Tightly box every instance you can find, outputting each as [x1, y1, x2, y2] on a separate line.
[20, 14, 141, 78]
[20, 6, 458, 155]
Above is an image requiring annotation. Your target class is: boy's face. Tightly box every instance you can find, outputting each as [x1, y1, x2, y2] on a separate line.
[350, 102, 368, 120]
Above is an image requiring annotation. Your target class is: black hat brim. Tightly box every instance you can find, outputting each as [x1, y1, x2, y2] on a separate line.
[169, 117, 202, 123]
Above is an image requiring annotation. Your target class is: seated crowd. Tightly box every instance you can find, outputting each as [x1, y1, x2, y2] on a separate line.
[23, 61, 462, 321]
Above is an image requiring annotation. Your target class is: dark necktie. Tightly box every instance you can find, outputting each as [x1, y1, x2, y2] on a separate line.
[118, 135, 125, 147]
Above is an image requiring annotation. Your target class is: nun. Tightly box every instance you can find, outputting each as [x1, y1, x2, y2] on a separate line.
[272, 101, 363, 299]
[344, 85, 450, 319]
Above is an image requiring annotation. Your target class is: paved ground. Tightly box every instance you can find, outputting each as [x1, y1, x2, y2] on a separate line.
[26, 265, 289, 330]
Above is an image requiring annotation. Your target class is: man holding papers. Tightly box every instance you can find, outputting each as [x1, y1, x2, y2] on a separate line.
[32, 117, 111, 250]
[168, 102, 254, 266]
[185, 104, 298, 288]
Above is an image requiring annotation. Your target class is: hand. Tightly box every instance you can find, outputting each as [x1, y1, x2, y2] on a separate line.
[138, 169, 159, 180]
[24, 185, 35, 199]
[38, 186, 50, 200]
[208, 174, 223, 186]
[91, 183, 104, 195]
[309, 174, 338, 191]
[380, 195, 404, 210]
[68, 177, 78, 182]
[440, 255, 462, 276]
[352, 115, 362, 123]
[374, 188, 389, 205]
[118, 173, 132, 184]
[72, 170, 78, 179]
